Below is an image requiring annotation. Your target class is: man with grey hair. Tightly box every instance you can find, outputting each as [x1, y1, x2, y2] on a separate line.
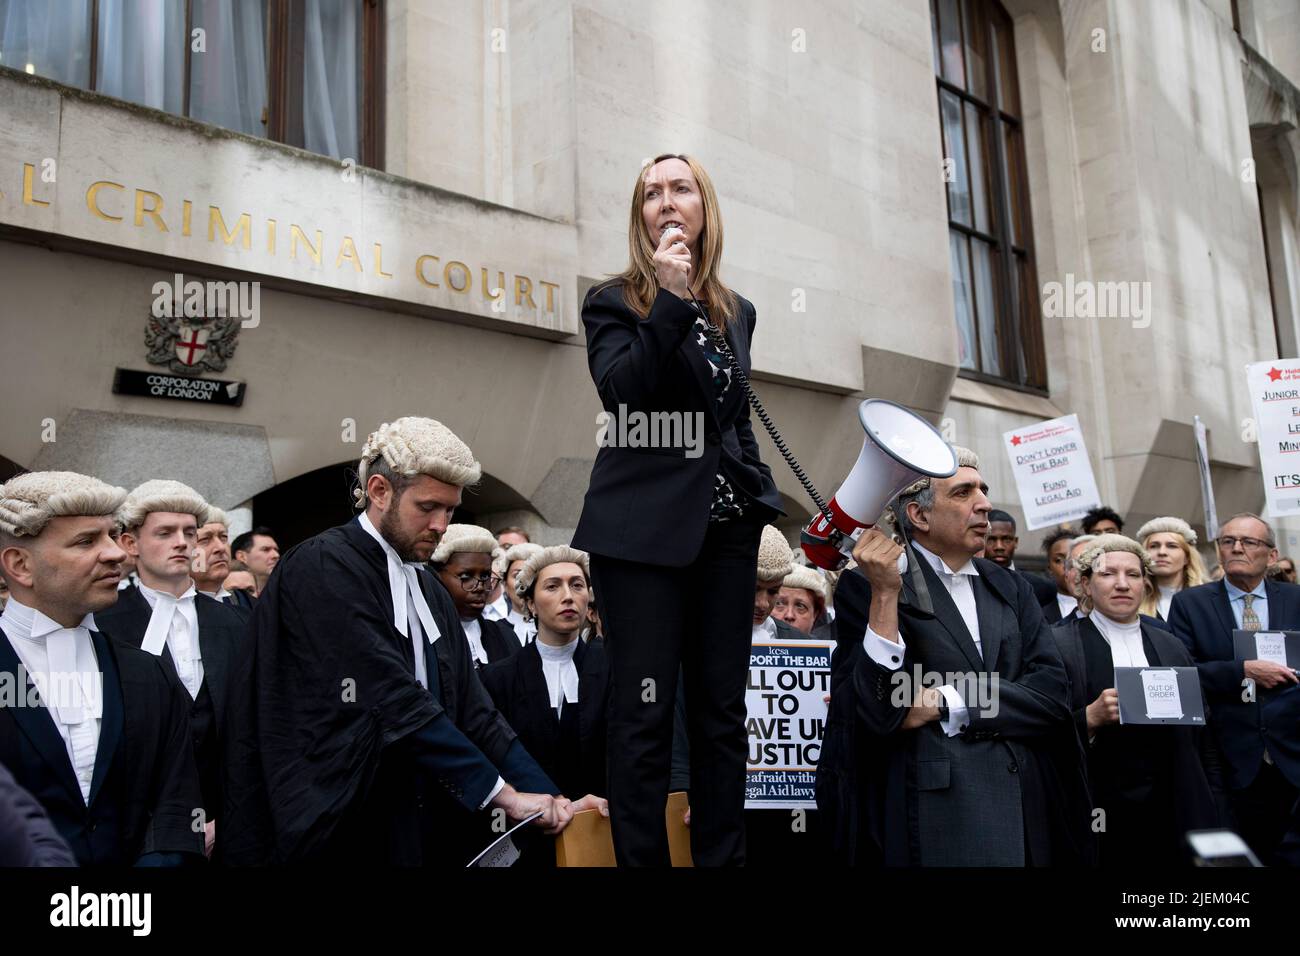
[222, 416, 572, 865]
[817, 447, 1091, 866]
[1168, 511, 1300, 864]
[0, 471, 203, 865]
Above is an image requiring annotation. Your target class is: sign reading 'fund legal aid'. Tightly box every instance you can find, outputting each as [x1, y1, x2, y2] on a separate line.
[1002, 413, 1102, 530]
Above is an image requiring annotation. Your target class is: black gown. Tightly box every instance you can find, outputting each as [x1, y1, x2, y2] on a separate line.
[220, 518, 557, 865]
[1053, 615, 1225, 866]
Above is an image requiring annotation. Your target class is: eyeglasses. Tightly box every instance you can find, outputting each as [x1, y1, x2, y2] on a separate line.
[453, 572, 498, 592]
[1218, 536, 1273, 551]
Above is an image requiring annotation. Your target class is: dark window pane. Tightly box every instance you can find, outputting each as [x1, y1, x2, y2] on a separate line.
[962, 0, 988, 102]
[0, 0, 92, 86]
[971, 238, 1002, 377]
[930, 0, 941, 76]
[992, 6, 1020, 116]
[96, 0, 187, 113]
[966, 101, 993, 234]
[950, 231, 977, 370]
[300, 0, 361, 160]
[937, 0, 965, 88]
[190, 0, 269, 138]
[1002, 119, 1025, 247]
[941, 89, 971, 227]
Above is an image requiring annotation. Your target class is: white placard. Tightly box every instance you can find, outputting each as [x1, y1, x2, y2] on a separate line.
[1002, 414, 1102, 530]
[1141, 668, 1184, 721]
[1255, 632, 1290, 667]
[1246, 360, 1300, 518]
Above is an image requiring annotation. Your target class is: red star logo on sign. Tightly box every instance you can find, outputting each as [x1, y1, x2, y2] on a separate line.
[1269, 367, 1283, 382]
[1010, 435, 1022, 446]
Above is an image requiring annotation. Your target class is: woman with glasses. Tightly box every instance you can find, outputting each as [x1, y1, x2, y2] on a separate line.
[430, 524, 520, 667]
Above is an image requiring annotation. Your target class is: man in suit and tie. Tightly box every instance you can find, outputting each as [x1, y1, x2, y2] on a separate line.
[96, 479, 248, 857]
[0, 471, 203, 865]
[191, 507, 254, 612]
[1167, 512, 1300, 864]
[816, 447, 1091, 866]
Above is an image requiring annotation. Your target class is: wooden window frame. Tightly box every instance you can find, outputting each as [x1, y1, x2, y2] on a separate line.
[932, 0, 1047, 394]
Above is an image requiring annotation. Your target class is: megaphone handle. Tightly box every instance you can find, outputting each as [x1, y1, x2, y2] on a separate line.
[895, 551, 908, 576]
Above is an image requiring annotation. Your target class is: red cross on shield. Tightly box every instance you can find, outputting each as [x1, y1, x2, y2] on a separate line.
[176, 324, 210, 366]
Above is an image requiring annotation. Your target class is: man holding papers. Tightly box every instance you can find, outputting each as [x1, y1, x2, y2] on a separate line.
[1169, 512, 1300, 865]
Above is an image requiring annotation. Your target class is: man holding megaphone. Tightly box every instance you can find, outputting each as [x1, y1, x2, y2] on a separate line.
[816, 447, 1094, 866]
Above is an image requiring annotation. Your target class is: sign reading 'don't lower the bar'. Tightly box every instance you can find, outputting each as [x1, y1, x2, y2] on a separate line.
[1246, 359, 1300, 517]
[1002, 413, 1102, 530]
[113, 368, 245, 406]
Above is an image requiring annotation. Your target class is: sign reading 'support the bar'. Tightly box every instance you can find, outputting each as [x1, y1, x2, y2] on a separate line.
[0, 73, 576, 335]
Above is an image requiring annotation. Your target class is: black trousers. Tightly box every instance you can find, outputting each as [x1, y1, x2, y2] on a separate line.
[592, 517, 762, 866]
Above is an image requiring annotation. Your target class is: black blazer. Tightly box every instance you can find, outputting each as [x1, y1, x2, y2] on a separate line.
[1052, 615, 1224, 863]
[1017, 569, 1058, 608]
[816, 552, 1092, 866]
[572, 282, 783, 567]
[0, 629, 204, 864]
[1167, 579, 1300, 791]
[480, 638, 609, 800]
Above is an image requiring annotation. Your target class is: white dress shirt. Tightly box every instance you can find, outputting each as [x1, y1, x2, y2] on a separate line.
[483, 593, 509, 622]
[1, 598, 103, 803]
[1056, 592, 1079, 619]
[357, 514, 503, 808]
[537, 636, 581, 715]
[862, 541, 982, 737]
[1155, 585, 1180, 621]
[199, 587, 232, 603]
[752, 615, 778, 642]
[505, 607, 536, 646]
[462, 617, 489, 666]
[1089, 609, 1149, 667]
[137, 580, 204, 700]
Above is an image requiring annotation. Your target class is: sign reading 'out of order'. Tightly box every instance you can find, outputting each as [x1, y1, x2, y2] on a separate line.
[1002, 413, 1102, 530]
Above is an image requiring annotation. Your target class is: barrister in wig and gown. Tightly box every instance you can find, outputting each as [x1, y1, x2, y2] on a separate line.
[1051, 534, 1224, 866]
[480, 546, 610, 865]
[429, 524, 521, 668]
[0, 471, 204, 866]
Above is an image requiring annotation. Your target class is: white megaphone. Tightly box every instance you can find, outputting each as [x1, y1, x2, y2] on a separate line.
[801, 400, 959, 572]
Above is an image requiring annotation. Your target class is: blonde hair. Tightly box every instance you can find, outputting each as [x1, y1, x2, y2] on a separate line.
[1138, 524, 1207, 616]
[603, 153, 738, 330]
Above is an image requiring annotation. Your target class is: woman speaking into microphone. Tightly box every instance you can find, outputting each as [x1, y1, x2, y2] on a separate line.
[572, 153, 784, 866]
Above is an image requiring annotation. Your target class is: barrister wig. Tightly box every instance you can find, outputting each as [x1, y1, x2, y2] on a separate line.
[1076, 534, 1154, 578]
[430, 524, 498, 566]
[205, 507, 229, 527]
[514, 546, 592, 603]
[897, 445, 980, 499]
[1135, 516, 1197, 548]
[756, 526, 795, 584]
[0, 471, 128, 538]
[492, 542, 544, 577]
[782, 565, 829, 610]
[116, 479, 211, 532]
[353, 416, 482, 508]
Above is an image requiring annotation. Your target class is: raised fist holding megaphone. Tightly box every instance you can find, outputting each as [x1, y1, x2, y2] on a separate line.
[801, 400, 958, 572]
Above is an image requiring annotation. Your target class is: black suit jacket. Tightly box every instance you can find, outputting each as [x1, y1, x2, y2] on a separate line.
[816, 550, 1092, 866]
[572, 282, 783, 566]
[1052, 614, 1224, 862]
[0, 628, 204, 864]
[1017, 569, 1058, 608]
[1167, 579, 1300, 790]
[480, 638, 609, 799]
